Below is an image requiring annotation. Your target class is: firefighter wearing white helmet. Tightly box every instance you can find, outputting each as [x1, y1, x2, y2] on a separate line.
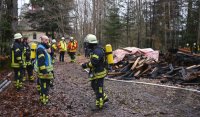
[185, 43, 190, 51]
[58, 37, 67, 62]
[70, 36, 74, 40]
[35, 35, 53, 105]
[50, 39, 57, 63]
[82, 34, 108, 110]
[52, 39, 56, 43]
[192, 42, 198, 54]
[48, 39, 57, 87]
[11, 33, 24, 90]
[67, 36, 78, 62]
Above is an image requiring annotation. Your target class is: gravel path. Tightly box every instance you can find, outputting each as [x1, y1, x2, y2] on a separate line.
[0, 55, 200, 117]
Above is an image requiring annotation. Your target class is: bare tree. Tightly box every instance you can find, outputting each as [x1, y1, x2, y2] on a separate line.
[197, 3, 200, 45]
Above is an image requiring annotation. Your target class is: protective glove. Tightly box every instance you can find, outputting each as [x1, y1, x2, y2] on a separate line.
[43, 74, 49, 78]
[81, 63, 87, 69]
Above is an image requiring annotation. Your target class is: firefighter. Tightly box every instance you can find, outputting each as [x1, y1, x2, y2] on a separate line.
[21, 38, 27, 82]
[22, 36, 34, 82]
[11, 33, 23, 90]
[50, 39, 57, 64]
[192, 43, 198, 54]
[81, 34, 108, 110]
[84, 38, 90, 58]
[186, 43, 190, 51]
[35, 35, 53, 105]
[49, 39, 57, 87]
[67, 37, 78, 62]
[58, 37, 67, 62]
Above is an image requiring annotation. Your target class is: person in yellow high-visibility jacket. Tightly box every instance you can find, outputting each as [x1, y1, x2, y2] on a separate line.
[50, 39, 57, 64]
[67, 37, 78, 62]
[58, 37, 67, 62]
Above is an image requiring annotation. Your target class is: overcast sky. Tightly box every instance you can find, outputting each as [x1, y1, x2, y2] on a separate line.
[18, 0, 30, 15]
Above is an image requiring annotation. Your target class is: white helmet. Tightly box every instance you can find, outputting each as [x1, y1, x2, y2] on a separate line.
[52, 39, 56, 43]
[14, 33, 22, 40]
[85, 34, 98, 44]
[61, 37, 65, 40]
[70, 37, 74, 40]
[194, 43, 196, 46]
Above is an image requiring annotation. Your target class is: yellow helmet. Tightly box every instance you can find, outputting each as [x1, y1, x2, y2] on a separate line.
[85, 34, 98, 44]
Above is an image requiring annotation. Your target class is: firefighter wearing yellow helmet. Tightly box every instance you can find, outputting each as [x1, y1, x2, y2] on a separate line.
[81, 34, 109, 110]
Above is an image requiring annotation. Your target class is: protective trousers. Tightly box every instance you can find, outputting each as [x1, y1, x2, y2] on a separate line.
[59, 51, 65, 62]
[38, 78, 50, 105]
[50, 71, 55, 87]
[68, 52, 76, 62]
[22, 64, 34, 81]
[27, 64, 34, 81]
[13, 68, 23, 89]
[22, 67, 26, 81]
[91, 78, 108, 108]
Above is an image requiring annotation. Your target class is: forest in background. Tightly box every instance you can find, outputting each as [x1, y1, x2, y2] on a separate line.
[0, 0, 200, 54]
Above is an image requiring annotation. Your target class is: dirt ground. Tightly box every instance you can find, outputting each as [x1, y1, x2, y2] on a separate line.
[0, 55, 200, 117]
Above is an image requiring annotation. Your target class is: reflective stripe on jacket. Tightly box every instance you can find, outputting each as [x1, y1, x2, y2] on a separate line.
[67, 40, 78, 52]
[86, 46, 107, 80]
[35, 44, 53, 79]
[59, 41, 67, 52]
[22, 45, 27, 68]
[11, 42, 23, 68]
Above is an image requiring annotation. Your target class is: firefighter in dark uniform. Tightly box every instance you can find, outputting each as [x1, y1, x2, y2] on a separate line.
[84, 38, 90, 58]
[192, 43, 198, 54]
[50, 39, 57, 64]
[35, 35, 53, 105]
[11, 33, 23, 90]
[22, 36, 34, 82]
[82, 34, 108, 109]
[49, 39, 57, 87]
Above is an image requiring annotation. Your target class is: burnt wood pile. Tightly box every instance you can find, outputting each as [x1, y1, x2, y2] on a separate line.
[109, 50, 200, 85]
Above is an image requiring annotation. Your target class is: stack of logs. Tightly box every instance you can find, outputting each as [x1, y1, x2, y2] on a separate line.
[108, 51, 200, 85]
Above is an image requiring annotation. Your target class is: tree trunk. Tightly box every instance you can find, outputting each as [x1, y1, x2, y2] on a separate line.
[12, 0, 18, 33]
[197, 3, 200, 46]
[92, 0, 96, 34]
[150, 0, 156, 48]
[127, 0, 130, 46]
[164, 2, 167, 50]
[186, 0, 193, 44]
